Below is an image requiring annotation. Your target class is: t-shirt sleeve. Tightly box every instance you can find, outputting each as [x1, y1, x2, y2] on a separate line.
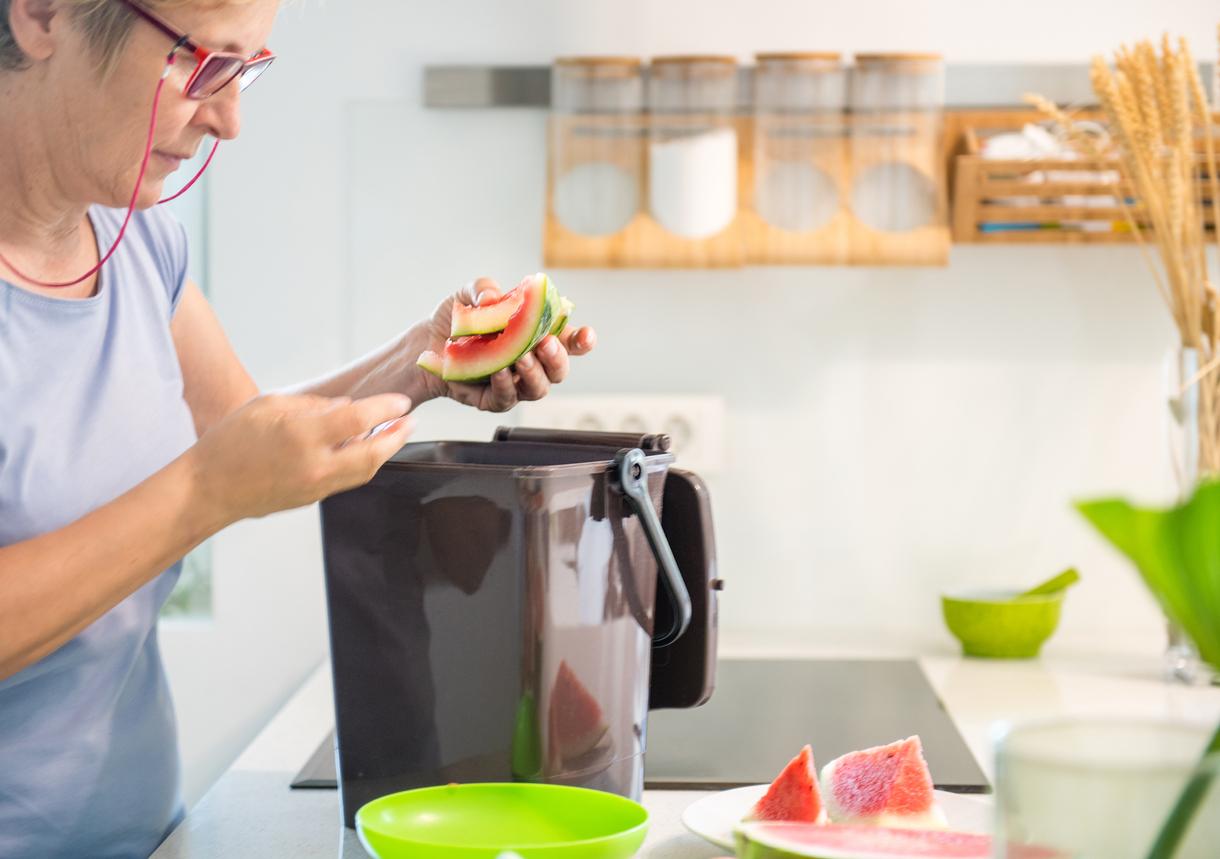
[164, 216, 190, 317]
[138, 206, 191, 318]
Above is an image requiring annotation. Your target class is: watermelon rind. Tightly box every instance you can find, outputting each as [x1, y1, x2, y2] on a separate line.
[450, 289, 526, 337]
[734, 822, 994, 859]
[416, 349, 444, 378]
[439, 274, 555, 382]
[548, 295, 575, 337]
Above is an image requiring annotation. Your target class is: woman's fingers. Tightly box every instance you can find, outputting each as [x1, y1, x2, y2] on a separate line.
[558, 325, 596, 357]
[445, 382, 483, 409]
[461, 277, 501, 306]
[331, 413, 415, 484]
[437, 319, 595, 412]
[320, 393, 412, 445]
[447, 370, 517, 413]
[513, 350, 552, 400]
[532, 336, 569, 385]
[484, 368, 518, 411]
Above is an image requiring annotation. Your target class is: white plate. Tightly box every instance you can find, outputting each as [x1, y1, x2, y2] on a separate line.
[682, 785, 993, 852]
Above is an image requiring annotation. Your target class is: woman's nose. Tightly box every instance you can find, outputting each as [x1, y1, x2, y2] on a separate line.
[193, 83, 242, 141]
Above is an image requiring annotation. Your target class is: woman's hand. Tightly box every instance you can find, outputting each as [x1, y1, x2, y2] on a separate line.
[418, 277, 597, 413]
[186, 392, 415, 524]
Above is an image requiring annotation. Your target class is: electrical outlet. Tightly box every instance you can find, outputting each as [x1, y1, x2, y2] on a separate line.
[515, 394, 725, 474]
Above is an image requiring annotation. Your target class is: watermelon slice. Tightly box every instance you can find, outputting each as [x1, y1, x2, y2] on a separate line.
[418, 273, 564, 383]
[450, 289, 526, 337]
[547, 660, 608, 763]
[735, 823, 996, 859]
[819, 736, 946, 829]
[749, 745, 828, 824]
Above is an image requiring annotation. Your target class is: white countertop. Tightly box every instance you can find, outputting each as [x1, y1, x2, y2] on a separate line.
[153, 649, 1220, 859]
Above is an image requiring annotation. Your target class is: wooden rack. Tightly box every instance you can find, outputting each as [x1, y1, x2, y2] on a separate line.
[949, 109, 1217, 244]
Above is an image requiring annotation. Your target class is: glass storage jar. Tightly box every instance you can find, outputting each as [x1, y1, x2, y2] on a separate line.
[647, 55, 741, 240]
[848, 52, 948, 264]
[548, 57, 645, 238]
[752, 52, 846, 234]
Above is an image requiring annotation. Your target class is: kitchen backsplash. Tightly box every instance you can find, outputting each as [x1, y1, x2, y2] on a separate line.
[164, 0, 1218, 808]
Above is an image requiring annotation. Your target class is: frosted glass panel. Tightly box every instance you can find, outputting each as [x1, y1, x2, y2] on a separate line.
[161, 154, 211, 619]
[163, 149, 210, 294]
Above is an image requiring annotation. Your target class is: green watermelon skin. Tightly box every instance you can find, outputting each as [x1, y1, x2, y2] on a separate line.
[548, 295, 575, 337]
[735, 823, 999, 859]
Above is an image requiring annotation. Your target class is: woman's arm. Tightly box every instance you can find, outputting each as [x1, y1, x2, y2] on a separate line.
[3, 271, 417, 682]
[0, 393, 415, 682]
[288, 278, 596, 412]
[0, 453, 223, 680]
[172, 280, 260, 436]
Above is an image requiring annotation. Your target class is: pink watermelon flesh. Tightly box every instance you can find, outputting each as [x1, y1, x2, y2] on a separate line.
[450, 289, 526, 337]
[742, 823, 994, 858]
[548, 660, 607, 762]
[825, 736, 936, 818]
[751, 745, 825, 823]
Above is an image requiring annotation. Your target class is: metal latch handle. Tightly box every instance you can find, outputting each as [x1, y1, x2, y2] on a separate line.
[615, 448, 692, 647]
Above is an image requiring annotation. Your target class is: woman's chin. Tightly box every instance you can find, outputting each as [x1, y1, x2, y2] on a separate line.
[132, 182, 168, 210]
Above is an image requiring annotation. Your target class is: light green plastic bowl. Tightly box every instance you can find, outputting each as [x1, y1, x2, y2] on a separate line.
[355, 783, 649, 859]
[941, 589, 1065, 659]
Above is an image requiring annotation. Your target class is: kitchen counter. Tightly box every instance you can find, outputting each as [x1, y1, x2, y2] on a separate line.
[153, 649, 1220, 858]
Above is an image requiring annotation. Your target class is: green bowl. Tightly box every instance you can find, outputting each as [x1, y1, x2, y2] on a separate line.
[941, 589, 1065, 659]
[355, 782, 649, 859]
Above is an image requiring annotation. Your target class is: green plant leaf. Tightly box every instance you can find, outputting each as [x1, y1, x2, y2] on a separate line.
[1076, 480, 1220, 671]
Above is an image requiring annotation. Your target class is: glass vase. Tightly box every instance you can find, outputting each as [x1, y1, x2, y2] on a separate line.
[1164, 345, 1213, 685]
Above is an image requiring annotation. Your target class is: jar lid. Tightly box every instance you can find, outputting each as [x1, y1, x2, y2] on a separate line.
[854, 52, 942, 63]
[755, 52, 842, 62]
[554, 56, 643, 69]
[651, 55, 738, 67]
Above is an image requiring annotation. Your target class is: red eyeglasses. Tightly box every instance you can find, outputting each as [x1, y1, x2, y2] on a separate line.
[117, 0, 275, 99]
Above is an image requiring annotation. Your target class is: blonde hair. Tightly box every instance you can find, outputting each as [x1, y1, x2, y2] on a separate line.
[0, 1, 225, 74]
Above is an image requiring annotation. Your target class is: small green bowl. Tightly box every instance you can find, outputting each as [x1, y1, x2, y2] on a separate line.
[356, 782, 649, 859]
[941, 589, 1065, 659]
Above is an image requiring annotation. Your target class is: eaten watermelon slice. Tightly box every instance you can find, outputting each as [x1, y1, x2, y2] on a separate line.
[749, 745, 827, 824]
[450, 288, 526, 337]
[819, 736, 945, 829]
[547, 660, 608, 763]
[735, 823, 1000, 859]
[418, 273, 570, 383]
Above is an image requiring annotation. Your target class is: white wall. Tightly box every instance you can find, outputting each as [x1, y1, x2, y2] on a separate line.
[161, 0, 1220, 807]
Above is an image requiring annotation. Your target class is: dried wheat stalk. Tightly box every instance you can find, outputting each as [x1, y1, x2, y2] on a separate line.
[1029, 35, 1220, 477]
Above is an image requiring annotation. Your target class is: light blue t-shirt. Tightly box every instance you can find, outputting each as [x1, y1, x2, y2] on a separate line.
[0, 205, 198, 858]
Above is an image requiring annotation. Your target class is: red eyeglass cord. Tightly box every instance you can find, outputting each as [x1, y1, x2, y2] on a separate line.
[0, 53, 218, 289]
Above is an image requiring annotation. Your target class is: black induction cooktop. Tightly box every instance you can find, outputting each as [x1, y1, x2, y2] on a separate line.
[291, 658, 990, 793]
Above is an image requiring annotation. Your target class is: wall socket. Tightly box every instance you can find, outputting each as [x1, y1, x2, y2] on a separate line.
[515, 394, 726, 474]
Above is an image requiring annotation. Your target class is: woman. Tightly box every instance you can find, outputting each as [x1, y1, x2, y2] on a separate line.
[0, 1, 595, 856]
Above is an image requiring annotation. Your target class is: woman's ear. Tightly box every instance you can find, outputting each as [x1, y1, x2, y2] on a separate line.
[8, 0, 61, 63]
